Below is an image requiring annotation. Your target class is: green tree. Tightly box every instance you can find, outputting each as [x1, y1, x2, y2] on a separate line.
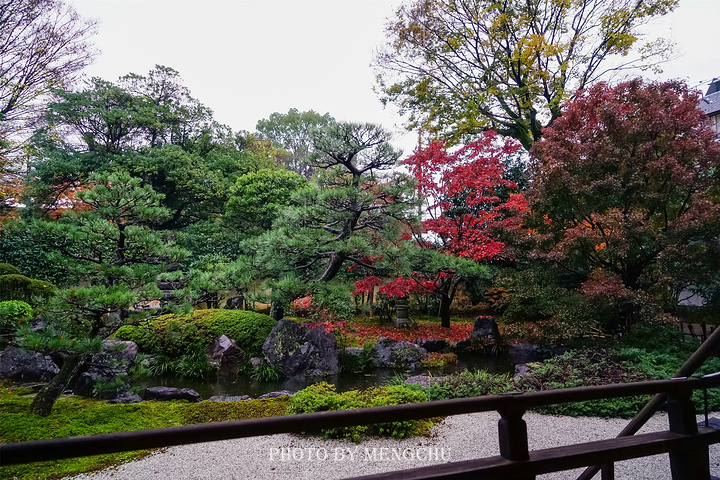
[224, 169, 310, 236]
[25, 66, 272, 229]
[374, 0, 677, 149]
[21, 171, 187, 415]
[256, 108, 336, 178]
[253, 122, 417, 317]
[526, 79, 720, 329]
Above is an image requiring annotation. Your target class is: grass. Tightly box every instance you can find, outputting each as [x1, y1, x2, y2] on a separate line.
[0, 384, 289, 480]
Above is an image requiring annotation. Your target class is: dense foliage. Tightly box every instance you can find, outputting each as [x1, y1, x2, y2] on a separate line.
[525, 79, 720, 330]
[4, 0, 720, 454]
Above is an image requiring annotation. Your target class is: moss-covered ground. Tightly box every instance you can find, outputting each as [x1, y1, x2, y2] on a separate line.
[0, 386, 289, 480]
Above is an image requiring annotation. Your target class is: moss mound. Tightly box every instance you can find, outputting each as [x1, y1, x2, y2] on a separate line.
[114, 309, 276, 358]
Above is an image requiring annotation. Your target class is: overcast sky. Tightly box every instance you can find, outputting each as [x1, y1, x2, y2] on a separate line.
[70, 0, 720, 154]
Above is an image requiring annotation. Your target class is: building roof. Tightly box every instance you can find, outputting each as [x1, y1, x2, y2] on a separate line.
[700, 91, 720, 117]
[700, 79, 720, 117]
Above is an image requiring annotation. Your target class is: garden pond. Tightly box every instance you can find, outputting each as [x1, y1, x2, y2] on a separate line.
[134, 352, 517, 399]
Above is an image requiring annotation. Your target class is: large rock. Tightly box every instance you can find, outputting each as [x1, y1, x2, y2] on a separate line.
[405, 375, 445, 388]
[372, 337, 427, 369]
[415, 338, 448, 353]
[101, 339, 138, 363]
[262, 319, 339, 378]
[207, 335, 243, 375]
[514, 363, 535, 380]
[108, 391, 143, 404]
[144, 386, 202, 402]
[471, 316, 500, 340]
[72, 339, 138, 398]
[258, 390, 295, 399]
[0, 346, 59, 382]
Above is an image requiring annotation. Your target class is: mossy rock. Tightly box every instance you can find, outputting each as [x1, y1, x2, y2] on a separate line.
[113, 309, 276, 358]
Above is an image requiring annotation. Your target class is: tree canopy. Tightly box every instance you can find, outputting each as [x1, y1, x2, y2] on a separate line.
[25, 66, 273, 228]
[526, 78, 720, 325]
[388, 131, 526, 326]
[256, 108, 336, 178]
[374, 0, 677, 149]
[254, 122, 416, 288]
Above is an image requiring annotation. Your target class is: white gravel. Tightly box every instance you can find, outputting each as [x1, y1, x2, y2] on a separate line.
[66, 411, 720, 480]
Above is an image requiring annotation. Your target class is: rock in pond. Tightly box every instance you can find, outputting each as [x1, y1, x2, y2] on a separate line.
[207, 335, 243, 375]
[415, 338, 448, 353]
[144, 386, 202, 402]
[0, 345, 59, 382]
[258, 390, 295, 399]
[108, 391, 143, 404]
[471, 315, 500, 340]
[209, 395, 253, 402]
[372, 337, 427, 369]
[262, 318, 339, 378]
[508, 343, 544, 364]
[72, 339, 138, 398]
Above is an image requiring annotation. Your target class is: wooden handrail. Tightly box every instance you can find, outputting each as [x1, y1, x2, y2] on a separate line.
[345, 428, 720, 480]
[3, 374, 720, 476]
[578, 324, 720, 480]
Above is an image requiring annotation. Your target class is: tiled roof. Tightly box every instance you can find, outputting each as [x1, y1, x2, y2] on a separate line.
[700, 90, 720, 117]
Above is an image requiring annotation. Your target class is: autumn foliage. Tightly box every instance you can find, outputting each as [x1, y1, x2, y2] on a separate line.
[403, 131, 527, 261]
[527, 79, 720, 325]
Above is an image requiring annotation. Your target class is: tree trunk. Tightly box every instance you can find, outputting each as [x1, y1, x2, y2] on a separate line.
[437, 274, 461, 328]
[30, 354, 89, 416]
[270, 303, 284, 321]
[439, 295, 451, 328]
[318, 252, 346, 282]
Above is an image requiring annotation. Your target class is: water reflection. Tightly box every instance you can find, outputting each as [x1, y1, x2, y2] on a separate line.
[134, 353, 516, 400]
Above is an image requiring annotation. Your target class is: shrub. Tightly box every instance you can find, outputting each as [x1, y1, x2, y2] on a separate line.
[339, 344, 375, 372]
[0, 300, 33, 326]
[423, 370, 513, 401]
[494, 268, 597, 341]
[287, 382, 432, 442]
[514, 349, 654, 418]
[250, 363, 283, 381]
[0, 300, 33, 344]
[114, 309, 277, 358]
[0, 274, 56, 304]
[421, 352, 458, 368]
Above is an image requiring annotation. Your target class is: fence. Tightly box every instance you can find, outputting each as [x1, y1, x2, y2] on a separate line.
[3, 375, 720, 480]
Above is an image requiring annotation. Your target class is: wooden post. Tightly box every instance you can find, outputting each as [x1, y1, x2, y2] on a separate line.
[600, 463, 615, 480]
[577, 325, 720, 480]
[498, 405, 535, 480]
[667, 388, 710, 480]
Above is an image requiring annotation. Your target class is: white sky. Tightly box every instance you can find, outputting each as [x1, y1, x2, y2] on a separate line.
[70, 0, 720, 155]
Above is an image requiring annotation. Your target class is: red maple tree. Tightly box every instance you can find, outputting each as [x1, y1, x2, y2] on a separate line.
[403, 131, 526, 262]
[361, 131, 527, 327]
[528, 78, 720, 327]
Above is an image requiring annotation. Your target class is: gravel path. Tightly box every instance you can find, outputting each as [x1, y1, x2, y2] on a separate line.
[67, 411, 720, 480]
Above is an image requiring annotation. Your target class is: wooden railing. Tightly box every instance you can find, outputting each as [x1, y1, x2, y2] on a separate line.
[3, 375, 720, 480]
